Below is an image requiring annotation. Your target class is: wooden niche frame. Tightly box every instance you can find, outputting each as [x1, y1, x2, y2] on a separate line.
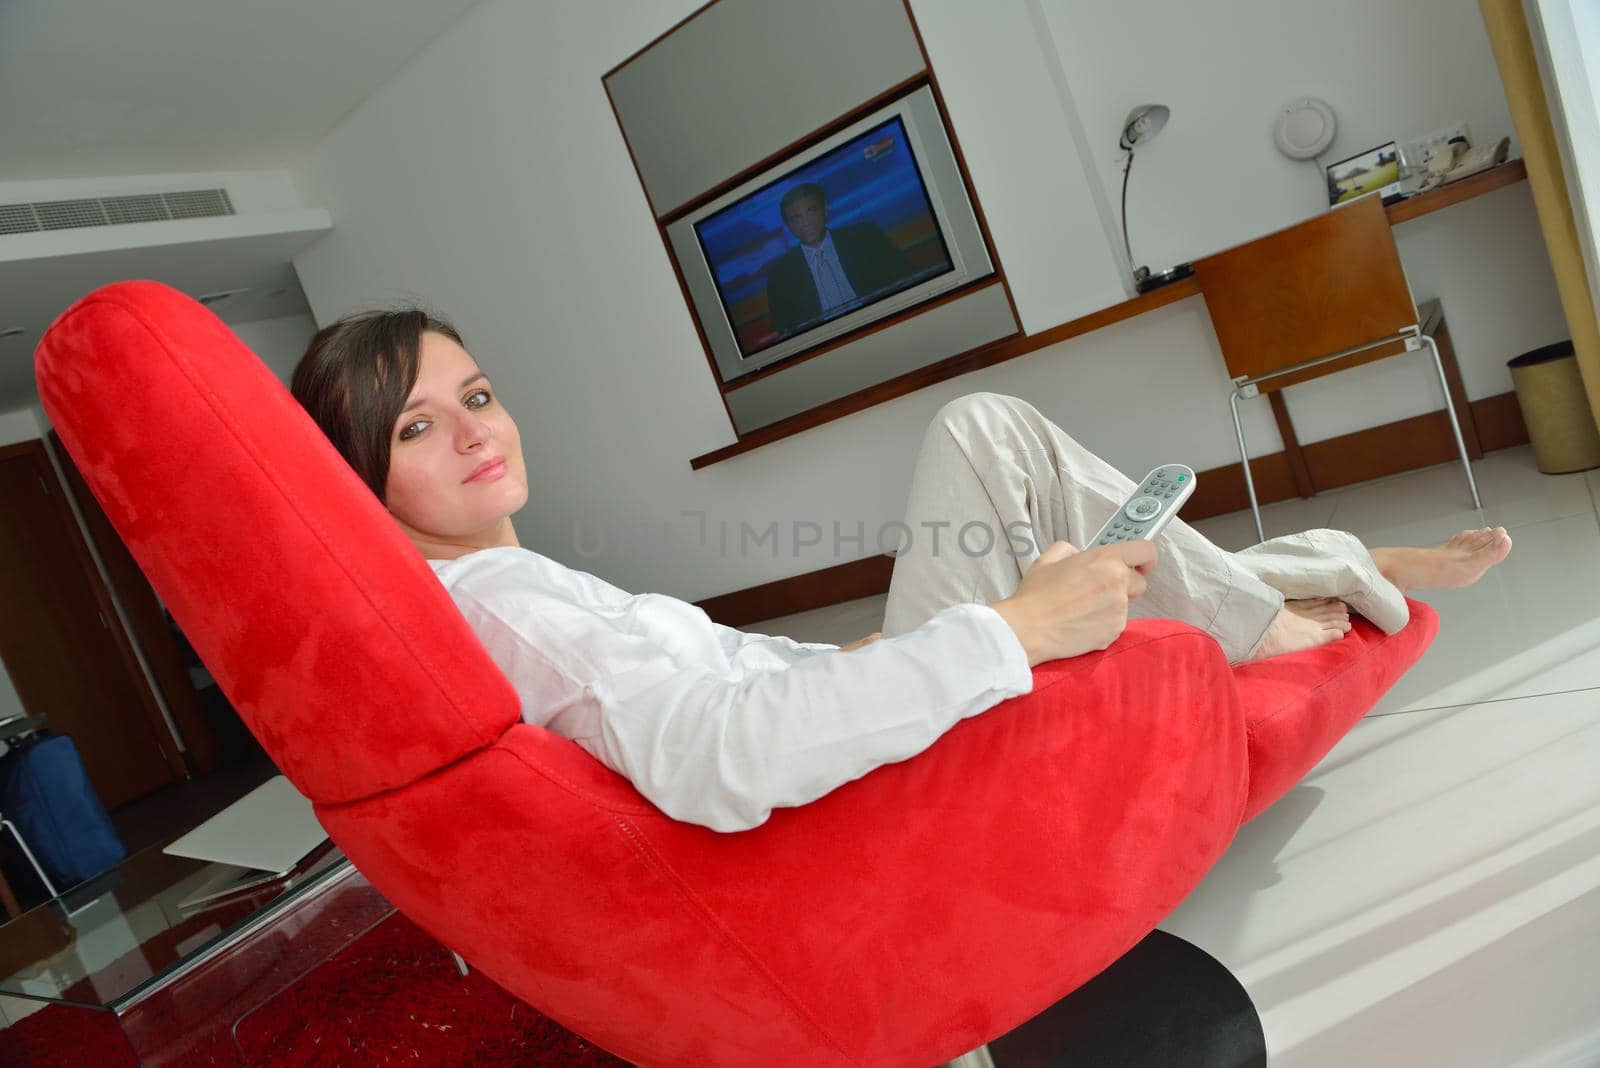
[602, 0, 1020, 469]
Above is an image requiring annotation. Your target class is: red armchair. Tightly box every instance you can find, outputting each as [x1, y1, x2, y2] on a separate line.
[35, 281, 1436, 1066]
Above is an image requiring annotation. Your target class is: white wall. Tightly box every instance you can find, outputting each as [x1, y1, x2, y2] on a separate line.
[0, 660, 25, 726]
[1039, 0, 1523, 271]
[1030, 0, 1565, 432]
[232, 313, 319, 385]
[909, 1, 1127, 331]
[293, 0, 1566, 603]
[0, 407, 38, 447]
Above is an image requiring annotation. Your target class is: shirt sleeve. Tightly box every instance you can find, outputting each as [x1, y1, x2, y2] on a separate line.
[713, 623, 838, 666]
[453, 584, 1032, 832]
[593, 602, 1032, 831]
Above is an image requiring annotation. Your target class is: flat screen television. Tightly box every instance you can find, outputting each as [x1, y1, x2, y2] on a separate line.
[666, 86, 994, 385]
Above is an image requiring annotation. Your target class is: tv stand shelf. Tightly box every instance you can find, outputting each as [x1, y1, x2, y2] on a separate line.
[689, 159, 1530, 469]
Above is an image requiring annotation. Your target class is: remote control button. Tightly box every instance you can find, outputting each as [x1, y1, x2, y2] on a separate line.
[1124, 496, 1162, 521]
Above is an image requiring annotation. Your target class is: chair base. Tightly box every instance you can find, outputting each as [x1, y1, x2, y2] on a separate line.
[974, 930, 1266, 1067]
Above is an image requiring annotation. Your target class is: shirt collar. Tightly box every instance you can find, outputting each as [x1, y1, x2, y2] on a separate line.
[801, 231, 835, 261]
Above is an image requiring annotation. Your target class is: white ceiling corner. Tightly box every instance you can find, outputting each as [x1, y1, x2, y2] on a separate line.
[0, 0, 483, 180]
[0, 0, 484, 412]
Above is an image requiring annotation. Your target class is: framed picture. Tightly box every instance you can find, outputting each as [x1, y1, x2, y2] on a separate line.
[1325, 141, 1402, 206]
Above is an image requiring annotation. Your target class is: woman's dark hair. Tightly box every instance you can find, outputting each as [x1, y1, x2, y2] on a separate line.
[290, 309, 463, 502]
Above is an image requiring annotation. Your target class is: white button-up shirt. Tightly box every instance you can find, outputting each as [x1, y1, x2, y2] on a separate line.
[800, 231, 859, 314]
[430, 547, 1033, 832]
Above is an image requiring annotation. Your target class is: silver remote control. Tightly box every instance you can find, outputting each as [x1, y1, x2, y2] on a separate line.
[1086, 465, 1197, 547]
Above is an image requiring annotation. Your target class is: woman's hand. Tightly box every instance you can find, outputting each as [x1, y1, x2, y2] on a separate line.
[839, 632, 882, 652]
[990, 540, 1156, 666]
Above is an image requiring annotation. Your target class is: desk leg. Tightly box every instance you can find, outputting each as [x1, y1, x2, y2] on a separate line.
[1425, 335, 1484, 510]
[1267, 392, 1316, 498]
[1433, 318, 1484, 459]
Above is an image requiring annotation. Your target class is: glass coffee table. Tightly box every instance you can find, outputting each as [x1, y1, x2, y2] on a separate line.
[0, 840, 394, 1065]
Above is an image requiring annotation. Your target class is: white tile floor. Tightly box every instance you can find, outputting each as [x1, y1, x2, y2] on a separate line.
[753, 445, 1600, 1067]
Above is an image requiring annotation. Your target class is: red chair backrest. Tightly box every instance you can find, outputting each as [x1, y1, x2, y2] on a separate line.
[34, 281, 520, 804]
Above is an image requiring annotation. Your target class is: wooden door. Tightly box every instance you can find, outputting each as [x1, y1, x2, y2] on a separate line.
[49, 431, 220, 775]
[0, 441, 175, 809]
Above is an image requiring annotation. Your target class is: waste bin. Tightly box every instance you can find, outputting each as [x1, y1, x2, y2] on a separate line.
[1507, 341, 1600, 474]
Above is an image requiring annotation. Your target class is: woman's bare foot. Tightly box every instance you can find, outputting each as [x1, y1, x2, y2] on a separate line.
[1285, 596, 1352, 631]
[1369, 527, 1514, 593]
[1250, 598, 1353, 661]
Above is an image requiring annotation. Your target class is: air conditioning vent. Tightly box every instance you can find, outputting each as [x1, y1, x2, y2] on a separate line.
[0, 188, 235, 236]
[0, 204, 37, 234]
[103, 194, 168, 225]
[37, 199, 108, 230]
[162, 189, 233, 219]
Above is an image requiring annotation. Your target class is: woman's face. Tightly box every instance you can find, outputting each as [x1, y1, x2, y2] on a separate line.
[383, 330, 528, 555]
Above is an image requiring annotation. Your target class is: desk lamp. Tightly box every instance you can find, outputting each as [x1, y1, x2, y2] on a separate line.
[1118, 104, 1193, 294]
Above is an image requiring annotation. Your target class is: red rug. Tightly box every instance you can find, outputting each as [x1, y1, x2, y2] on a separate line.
[1, 913, 627, 1066]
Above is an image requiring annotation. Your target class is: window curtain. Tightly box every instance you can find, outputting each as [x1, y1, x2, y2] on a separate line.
[1479, 0, 1600, 433]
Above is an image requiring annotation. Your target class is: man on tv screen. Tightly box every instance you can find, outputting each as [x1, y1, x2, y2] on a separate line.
[764, 182, 917, 338]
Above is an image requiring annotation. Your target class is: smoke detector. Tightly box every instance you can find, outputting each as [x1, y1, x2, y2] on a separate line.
[1273, 98, 1337, 160]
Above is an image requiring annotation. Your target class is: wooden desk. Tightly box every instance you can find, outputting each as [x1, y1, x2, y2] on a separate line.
[1385, 159, 1529, 225]
[690, 160, 1530, 468]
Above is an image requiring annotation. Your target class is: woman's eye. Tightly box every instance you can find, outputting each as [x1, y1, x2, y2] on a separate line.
[464, 389, 491, 410]
[398, 419, 429, 441]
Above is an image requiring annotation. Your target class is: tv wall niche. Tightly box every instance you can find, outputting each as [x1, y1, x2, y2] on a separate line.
[604, 0, 1019, 440]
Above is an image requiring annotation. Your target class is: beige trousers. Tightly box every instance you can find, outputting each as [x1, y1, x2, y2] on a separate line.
[882, 394, 1410, 664]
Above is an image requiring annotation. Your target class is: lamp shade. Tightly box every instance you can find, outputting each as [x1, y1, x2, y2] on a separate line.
[1119, 104, 1170, 150]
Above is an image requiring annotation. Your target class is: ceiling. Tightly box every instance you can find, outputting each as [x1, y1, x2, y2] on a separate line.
[0, 0, 482, 413]
[0, 0, 481, 179]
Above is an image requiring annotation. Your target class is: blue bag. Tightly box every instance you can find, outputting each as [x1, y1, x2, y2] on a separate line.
[0, 731, 127, 889]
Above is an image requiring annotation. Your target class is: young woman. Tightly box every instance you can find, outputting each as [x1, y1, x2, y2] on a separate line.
[292, 310, 1513, 832]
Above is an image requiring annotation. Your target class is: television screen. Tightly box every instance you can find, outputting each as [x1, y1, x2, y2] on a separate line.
[692, 116, 956, 360]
